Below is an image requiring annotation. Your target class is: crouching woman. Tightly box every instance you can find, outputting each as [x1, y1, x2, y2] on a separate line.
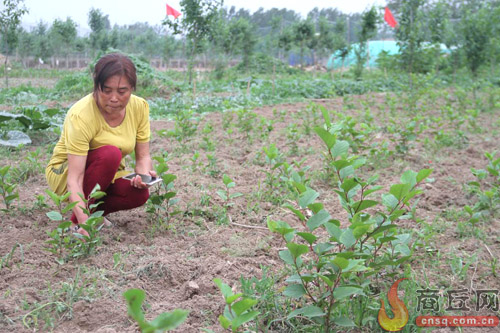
[46, 53, 155, 236]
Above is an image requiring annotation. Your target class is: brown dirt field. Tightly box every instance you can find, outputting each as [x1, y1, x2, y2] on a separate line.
[0, 92, 499, 332]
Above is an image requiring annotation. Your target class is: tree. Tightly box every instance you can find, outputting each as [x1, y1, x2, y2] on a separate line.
[396, 0, 426, 77]
[49, 18, 77, 68]
[0, 0, 28, 87]
[292, 19, 315, 68]
[332, 17, 350, 71]
[278, 27, 294, 63]
[33, 21, 52, 65]
[163, 0, 222, 84]
[88, 8, 111, 54]
[227, 17, 256, 71]
[427, 1, 452, 73]
[315, 17, 336, 66]
[16, 27, 33, 67]
[354, 6, 378, 80]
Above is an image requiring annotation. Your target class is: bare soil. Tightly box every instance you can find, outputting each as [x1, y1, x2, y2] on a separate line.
[0, 92, 499, 332]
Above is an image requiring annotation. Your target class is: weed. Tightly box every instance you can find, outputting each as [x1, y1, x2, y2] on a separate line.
[0, 242, 23, 270]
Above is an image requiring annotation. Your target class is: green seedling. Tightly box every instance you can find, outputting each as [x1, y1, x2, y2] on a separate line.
[167, 109, 199, 144]
[205, 153, 221, 178]
[216, 174, 243, 208]
[236, 108, 257, 142]
[0, 165, 18, 210]
[45, 185, 106, 263]
[262, 143, 283, 193]
[214, 278, 260, 332]
[465, 151, 500, 225]
[123, 288, 188, 332]
[146, 155, 178, 231]
[190, 150, 201, 172]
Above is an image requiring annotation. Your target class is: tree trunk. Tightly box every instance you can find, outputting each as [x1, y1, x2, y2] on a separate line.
[4, 55, 9, 88]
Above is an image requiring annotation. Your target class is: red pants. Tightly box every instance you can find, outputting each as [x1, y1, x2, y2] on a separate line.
[71, 145, 149, 224]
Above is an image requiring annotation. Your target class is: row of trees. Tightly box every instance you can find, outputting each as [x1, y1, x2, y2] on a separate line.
[1, 0, 500, 82]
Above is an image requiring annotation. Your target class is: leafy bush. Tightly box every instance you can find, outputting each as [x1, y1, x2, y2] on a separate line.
[54, 72, 92, 98]
[267, 115, 432, 330]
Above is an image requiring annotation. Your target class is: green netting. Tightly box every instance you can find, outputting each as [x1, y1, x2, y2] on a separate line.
[327, 40, 449, 69]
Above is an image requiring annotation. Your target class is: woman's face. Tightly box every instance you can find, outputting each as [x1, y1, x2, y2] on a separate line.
[96, 75, 132, 115]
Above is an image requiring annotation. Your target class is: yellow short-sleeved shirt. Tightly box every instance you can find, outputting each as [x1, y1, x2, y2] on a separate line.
[45, 93, 150, 195]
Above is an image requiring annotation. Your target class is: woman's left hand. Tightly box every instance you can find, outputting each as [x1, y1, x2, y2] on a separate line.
[131, 170, 157, 189]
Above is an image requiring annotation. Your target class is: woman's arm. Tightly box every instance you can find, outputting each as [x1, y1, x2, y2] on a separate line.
[67, 154, 89, 230]
[131, 142, 157, 189]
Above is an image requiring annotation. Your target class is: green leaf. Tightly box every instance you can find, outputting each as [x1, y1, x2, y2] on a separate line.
[353, 225, 370, 239]
[231, 310, 260, 331]
[287, 306, 324, 319]
[382, 194, 399, 210]
[298, 189, 319, 208]
[214, 278, 233, 299]
[226, 293, 243, 304]
[416, 168, 433, 183]
[219, 315, 231, 329]
[314, 127, 335, 150]
[318, 274, 333, 287]
[62, 201, 78, 214]
[45, 189, 61, 205]
[331, 140, 349, 158]
[389, 184, 411, 200]
[283, 284, 306, 298]
[123, 289, 145, 324]
[149, 309, 189, 330]
[352, 200, 378, 213]
[279, 250, 295, 265]
[296, 232, 317, 245]
[325, 222, 342, 240]
[339, 166, 354, 179]
[400, 170, 417, 187]
[284, 204, 305, 221]
[286, 242, 309, 259]
[333, 316, 357, 327]
[232, 298, 257, 316]
[340, 229, 356, 248]
[216, 189, 227, 201]
[222, 174, 232, 186]
[333, 286, 364, 300]
[306, 209, 331, 231]
[332, 256, 349, 270]
[46, 211, 63, 221]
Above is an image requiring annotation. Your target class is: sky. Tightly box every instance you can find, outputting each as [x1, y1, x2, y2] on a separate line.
[20, 0, 386, 34]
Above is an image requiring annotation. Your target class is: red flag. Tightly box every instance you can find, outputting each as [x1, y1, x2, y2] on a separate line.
[384, 7, 397, 28]
[166, 4, 181, 19]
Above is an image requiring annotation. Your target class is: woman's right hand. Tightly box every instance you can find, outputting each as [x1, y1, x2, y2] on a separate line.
[72, 223, 89, 237]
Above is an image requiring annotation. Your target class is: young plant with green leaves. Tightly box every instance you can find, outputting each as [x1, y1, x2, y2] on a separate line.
[464, 151, 500, 227]
[45, 185, 106, 262]
[146, 155, 178, 230]
[267, 122, 432, 330]
[123, 288, 189, 332]
[0, 165, 18, 210]
[213, 278, 260, 332]
[216, 174, 243, 209]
